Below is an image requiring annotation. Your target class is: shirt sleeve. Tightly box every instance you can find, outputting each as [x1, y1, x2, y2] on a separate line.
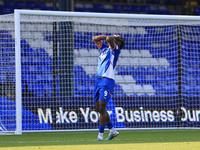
[99, 42, 108, 52]
[113, 45, 121, 55]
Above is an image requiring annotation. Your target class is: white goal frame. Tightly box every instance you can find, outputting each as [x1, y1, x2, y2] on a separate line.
[12, 9, 200, 135]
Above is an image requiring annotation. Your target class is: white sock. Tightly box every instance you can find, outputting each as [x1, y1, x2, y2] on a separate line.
[98, 133, 103, 139]
[110, 127, 116, 134]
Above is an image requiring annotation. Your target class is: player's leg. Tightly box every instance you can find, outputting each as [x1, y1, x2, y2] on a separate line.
[96, 100, 108, 141]
[105, 97, 119, 140]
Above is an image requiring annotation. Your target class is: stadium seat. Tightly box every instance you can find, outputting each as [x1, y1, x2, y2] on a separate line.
[140, 50, 152, 58]
[143, 85, 155, 95]
[134, 75, 146, 84]
[122, 5, 132, 13]
[149, 5, 159, 14]
[75, 57, 88, 66]
[163, 84, 178, 94]
[0, 74, 6, 84]
[26, 1, 36, 9]
[84, 3, 94, 12]
[124, 66, 135, 75]
[147, 66, 157, 75]
[159, 6, 170, 14]
[140, 5, 150, 13]
[118, 58, 131, 66]
[83, 66, 96, 75]
[130, 50, 142, 58]
[120, 49, 131, 57]
[158, 58, 170, 67]
[88, 57, 98, 65]
[104, 4, 114, 13]
[138, 58, 150, 66]
[132, 84, 145, 95]
[148, 58, 159, 66]
[35, 2, 47, 10]
[74, 66, 86, 75]
[113, 4, 122, 13]
[89, 49, 99, 57]
[135, 67, 146, 75]
[129, 58, 139, 66]
[115, 75, 125, 84]
[4, 0, 15, 8]
[15, 1, 26, 9]
[113, 84, 124, 94]
[121, 84, 133, 96]
[145, 75, 157, 84]
[157, 75, 166, 83]
[94, 4, 105, 12]
[123, 75, 136, 84]
[116, 66, 126, 75]
[79, 49, 89, 57]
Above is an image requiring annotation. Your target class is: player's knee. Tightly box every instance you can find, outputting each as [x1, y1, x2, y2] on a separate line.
[96, 107, 99, 113]
[99, 105, 106, 114]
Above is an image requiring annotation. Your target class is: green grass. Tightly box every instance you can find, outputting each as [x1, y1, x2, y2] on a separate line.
[1, 129, 200, 147]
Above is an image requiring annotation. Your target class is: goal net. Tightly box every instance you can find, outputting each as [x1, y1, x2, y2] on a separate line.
[1, 10, 200, 134]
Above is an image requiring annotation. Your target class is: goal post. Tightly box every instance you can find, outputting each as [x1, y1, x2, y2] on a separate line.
[1, 10, 200, 135]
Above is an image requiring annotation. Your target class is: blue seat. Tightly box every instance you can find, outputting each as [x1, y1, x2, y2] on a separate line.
[36, 75, 53, 83]
[2, 7, 13, 14]
[74, 66, 86, 75]
[156, 75, 166, 83]
[36, 48, 48, 56]
[147, 67, 157, 75]
[166, 75, 178, 84]
[74, 32, 84, 39]
[131, 5, 141, 13]
[125, 66, 135, 75]
[135, 67, 146, 75]
[44, 84, 53, 93]
[116, 66, 126, 75]
[140, 5, 150, 13]
[113, 4, 122, 13]
[88, 84, 94, 93]
[94, 4, 105, 12]
[145, 75, 157, 84]
[167, 67, 178, 74]
[0, 74, 6, 83]
[35, 2, 47, 10]
[122, 5, 132, 12]
[134, 75, 146, 84]
[194, 7, 200, 15]
[146, 0, 152, 3]
[15, 1, 26, 9]
[150, 6, 159, 14]
[28, 84, 45, 93]
[164, 84, 178, 93]
[26, 1, 36, 9]
[113, 84, 123, 94]
[75, 84, 89, 95]
[0, 30, 12, 39]
[21, 40, 30, 48]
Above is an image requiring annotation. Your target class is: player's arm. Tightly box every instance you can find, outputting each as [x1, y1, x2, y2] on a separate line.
[106, 35, 116, 50]
[107, 35, 123, 50]
[92, 35, 107, 49]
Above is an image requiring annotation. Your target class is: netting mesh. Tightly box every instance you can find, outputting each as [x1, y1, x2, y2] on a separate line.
[1, 12, 200, 132]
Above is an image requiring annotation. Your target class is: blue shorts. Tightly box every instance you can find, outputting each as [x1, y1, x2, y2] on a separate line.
[94, 77, 115, 103]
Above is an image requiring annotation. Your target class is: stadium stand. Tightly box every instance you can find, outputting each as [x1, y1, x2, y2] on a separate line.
[0, 0, 194, 16]
[0, 0, 200, 98]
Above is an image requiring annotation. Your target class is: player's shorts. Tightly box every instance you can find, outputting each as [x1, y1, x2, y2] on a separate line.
[94, 77, 115, 103]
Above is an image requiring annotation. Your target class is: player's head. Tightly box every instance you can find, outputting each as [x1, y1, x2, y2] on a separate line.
[114, 35, 124, 50]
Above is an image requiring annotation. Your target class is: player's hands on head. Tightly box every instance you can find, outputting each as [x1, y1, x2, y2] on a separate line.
[113, 35, 124, 41]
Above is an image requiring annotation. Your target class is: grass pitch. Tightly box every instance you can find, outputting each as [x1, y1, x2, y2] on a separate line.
[1, 129, 200, 150]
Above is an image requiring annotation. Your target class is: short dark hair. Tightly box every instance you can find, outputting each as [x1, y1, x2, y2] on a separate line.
[119, 40, 124, 49]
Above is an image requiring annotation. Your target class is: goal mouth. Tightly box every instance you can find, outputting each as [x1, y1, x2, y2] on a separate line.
[0, 10, 200, 134]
